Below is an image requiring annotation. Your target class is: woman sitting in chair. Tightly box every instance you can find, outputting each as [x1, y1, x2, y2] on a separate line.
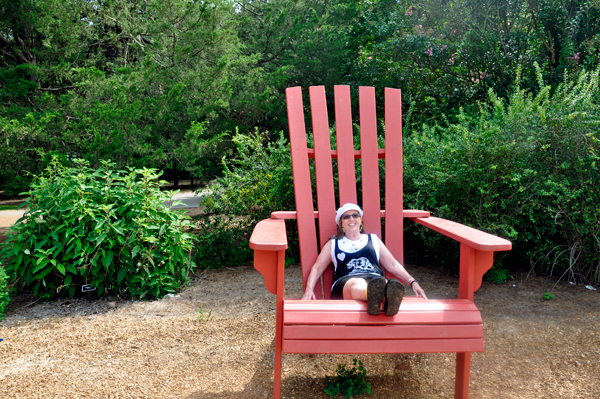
[302, 203, 428, 316]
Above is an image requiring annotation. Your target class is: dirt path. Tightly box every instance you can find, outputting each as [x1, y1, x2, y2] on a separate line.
[1, 261, 599, 398]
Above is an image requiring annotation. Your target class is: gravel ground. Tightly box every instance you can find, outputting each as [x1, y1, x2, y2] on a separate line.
[1, 262, 599, 398]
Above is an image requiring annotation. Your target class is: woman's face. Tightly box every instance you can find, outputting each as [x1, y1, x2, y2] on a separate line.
[341, 209, 362, 234]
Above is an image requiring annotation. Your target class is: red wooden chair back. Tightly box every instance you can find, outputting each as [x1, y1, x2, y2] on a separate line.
[286, 85, 405, 299]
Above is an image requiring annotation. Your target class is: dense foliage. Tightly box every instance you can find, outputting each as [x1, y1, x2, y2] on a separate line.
[403, 64, 600, 282]
[0, 265, 8, 320]
[198, 65, 600, 284]
[2, 1, 600, 283]
[2, 0, 599, 194]
[195, 130, 295, 269]
[0, 160, 196, 299]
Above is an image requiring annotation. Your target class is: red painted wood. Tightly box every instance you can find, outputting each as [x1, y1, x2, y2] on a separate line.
[473, 249, 494, 294]
[253, 251, 279, 295]
[249, 219, 288, 251]
[411, 216, 512, 251]
[460, 244, 476, 301]
[310, 86, 338, 241]
[306, 148, 387, 159]
[250, 220, 287, 295]
[286, 87, 321, 297]
[283, 310, 483, 325]
[455, 352, 471, 399]
[274, 250, 285, 399]
[283, 339, 484, 354]
[284, 325, 483, 340]
[270, 209, 431, 220]
[309, 86, 337, 297]
[359, 86, 382, 238]
[384, 88, 404, 267]
[284, 298, 479, 312]
[251, 85, 514, 399]
[334, 85, 358, 205]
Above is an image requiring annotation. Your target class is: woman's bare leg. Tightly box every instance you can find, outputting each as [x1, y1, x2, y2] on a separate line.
[343, 278, 383, 301]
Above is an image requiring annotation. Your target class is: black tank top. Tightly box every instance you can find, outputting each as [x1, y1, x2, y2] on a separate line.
[332, 234, 384, 284]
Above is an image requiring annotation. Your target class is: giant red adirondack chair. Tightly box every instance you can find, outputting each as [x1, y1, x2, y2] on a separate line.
[249, 86, 512, 398]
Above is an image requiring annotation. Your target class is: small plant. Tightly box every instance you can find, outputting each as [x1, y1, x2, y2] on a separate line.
[0, 266, 9, 321]
[197, 308, 214, 321]
[324, 358, 372, 398]
[543, 292, 555, 300]
[485, 266, 513, 285]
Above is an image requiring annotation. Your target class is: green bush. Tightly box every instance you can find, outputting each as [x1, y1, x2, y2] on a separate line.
[403, 64, 600, 283]
[324, 358, 372, 398]
[0, 266, 8, 321]
[0, 159, 196, 299]
[195, 129, 296, 268]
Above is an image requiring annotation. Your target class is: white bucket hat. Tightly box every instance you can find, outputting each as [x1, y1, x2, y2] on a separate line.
[335, 203, 363, 225]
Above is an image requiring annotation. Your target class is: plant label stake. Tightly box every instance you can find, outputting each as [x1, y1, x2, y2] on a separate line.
[82, 284, 96, 302]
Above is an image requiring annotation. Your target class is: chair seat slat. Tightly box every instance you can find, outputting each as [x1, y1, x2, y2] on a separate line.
[284, 298, 477, 312]
[283, 338, 484, 354]
[284, 324, 484, 340]
[284, 310, 483, 325]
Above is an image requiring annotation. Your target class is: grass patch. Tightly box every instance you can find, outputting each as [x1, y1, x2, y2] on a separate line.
[0, 203, 25, 211]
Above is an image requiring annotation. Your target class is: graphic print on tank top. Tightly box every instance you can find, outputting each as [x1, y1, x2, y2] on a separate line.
[333, 234, 383, 283]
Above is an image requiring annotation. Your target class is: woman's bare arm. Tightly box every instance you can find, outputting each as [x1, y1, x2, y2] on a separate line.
[301, 240, 334, 300]
[376, 236, 428, 300]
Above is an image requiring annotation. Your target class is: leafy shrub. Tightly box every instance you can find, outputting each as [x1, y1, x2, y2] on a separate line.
[324, 358, 372, 398]
[486, 265, 513, 285]
[0, 159, 196, 299]
[403, 64, 600, 283]
[0, 266, 8, 321]
[195, 129, 296, 268]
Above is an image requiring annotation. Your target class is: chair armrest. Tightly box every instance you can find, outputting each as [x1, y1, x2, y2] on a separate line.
[250, 219, 288, 295]
[250, 219, 288, 251]
[410, 216, 512, 300]
[410, 217, 511, 251]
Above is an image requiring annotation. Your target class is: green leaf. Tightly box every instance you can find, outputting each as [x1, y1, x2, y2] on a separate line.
[95, 232, 107, 247]
[117, 267, 127, 284]
[33, 268, 52, 280]
[66, 263, 77, 275]
[56, 263, 66, 275]
[33, 258, 50, 274]
[103, 250, 114, 268]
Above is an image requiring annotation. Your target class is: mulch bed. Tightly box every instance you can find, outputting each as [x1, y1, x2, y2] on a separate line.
[1, 262, 599, 398]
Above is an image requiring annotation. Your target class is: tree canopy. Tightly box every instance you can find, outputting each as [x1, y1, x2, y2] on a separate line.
[1, 0, 599, 194]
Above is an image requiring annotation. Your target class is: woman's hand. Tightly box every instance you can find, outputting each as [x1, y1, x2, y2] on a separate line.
[302, 291, 316, 300]
[301, 240, 333, 301]
[411, 282, 428, 300]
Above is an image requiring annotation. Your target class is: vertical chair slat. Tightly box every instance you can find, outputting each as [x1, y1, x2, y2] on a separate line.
[334, 85, 358, 205]
[384, 88, 404, 266]
[286, 87, 321, 296]
[359, 86, 382, 238]
[309, 86, 338, 297]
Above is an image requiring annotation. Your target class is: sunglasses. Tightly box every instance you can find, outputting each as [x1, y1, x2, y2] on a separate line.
[342, 213, 361, 220]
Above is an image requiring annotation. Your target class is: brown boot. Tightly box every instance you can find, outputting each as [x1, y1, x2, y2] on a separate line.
[384, 279, 404, 316]
[366, 277, 386, 316]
